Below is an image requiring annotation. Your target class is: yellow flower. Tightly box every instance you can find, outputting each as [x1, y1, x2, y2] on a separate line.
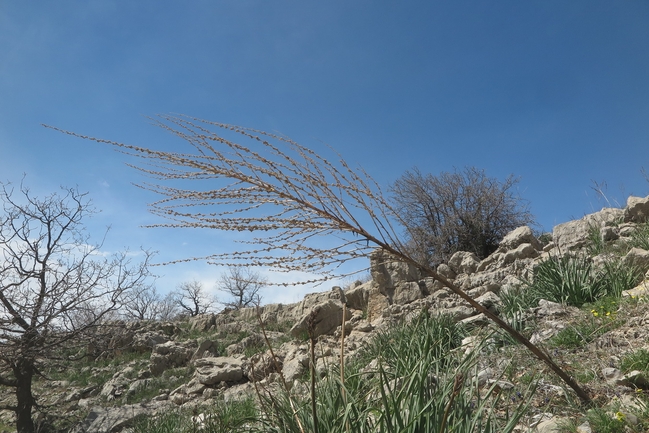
[593, 312, 599, 317]
[615, 411, 626, 421]
[606, 312, 611, 316]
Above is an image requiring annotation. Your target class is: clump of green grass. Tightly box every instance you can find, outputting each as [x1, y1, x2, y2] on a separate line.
[525, 254, 641, 308]
[586, 224, 607, 256]
[256, 311, 534, 433]
[621, 349, 649, 374]
[526, 254, 607, 307]
[601, 260, 644, 298]
[628, 221, 649, 251]
[133, 397, 258, 433]
[548, 316, 616, 349]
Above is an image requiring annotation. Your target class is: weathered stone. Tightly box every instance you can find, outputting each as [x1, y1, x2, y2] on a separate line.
[535, 300, 569, 317]
[344, 281, 370, 311]
[149, 341, 195, 376]
[623, 279, 649, 298]
[245, 352, 280, 381]
[193, 339, 220, 360]
[441, 306, 474, 321]
[475, 291, 501, 313]
[622, 248, 649, 275]
[393, 281, 423, 305]
[448, 251, 480, 275]
[131, 332, 169, 353]
[290, 299, 345, 338]
[370, 249, 421, 293]
[437, 263, 456, 279]
[621, 370, 649, 389]
[553, 208, 624, 251]
[71, 402, 169, 433]
[601, 367, 624, 385]
[194, 357, 244, 385]
[503, 243, 539, 264]
[601, 226, 619, 242]
[189, 313, 217, 332]
[498, 226, 542, 252]
[624, 195, 649, 223]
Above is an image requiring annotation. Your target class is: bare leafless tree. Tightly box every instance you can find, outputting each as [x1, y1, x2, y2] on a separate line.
[47, 115, 592, 403]
[218, 266, 266, 309]
[0, 182, 151, 433]
[391, 167, 536, 266]
[156, 292, 181, 321]
[123, 284, 167, 321]
[172, 280, 216, 317]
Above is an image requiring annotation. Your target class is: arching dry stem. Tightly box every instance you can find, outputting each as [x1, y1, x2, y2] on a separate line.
[45, 115, 591, 404]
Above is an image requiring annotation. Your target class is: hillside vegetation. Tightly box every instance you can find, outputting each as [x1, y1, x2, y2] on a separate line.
[1, 196, 649, 433]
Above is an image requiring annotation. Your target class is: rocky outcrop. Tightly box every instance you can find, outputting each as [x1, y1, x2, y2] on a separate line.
[71, 402, 171, 433]
[58, 194, 649, 433]
[194, 356, 244, 385]
[149, 340, 195, 376]
[290, 299, 345, 339]
[624, 195, 649, 223]
[553, 207, 624, 251]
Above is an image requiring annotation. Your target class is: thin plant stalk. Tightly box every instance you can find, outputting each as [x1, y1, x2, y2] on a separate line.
[255, 306, 305, 433]
[309, 333, 319, 433]
[340, 301, 350, 433]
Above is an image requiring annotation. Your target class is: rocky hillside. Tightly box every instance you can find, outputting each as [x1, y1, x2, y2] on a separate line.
[2, 196, 649, 433]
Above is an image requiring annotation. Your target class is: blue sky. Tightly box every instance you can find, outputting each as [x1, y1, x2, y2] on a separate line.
[1, 1, 648, 304]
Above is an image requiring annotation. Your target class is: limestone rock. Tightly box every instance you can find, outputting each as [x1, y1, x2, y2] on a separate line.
[498, 226, 542, 252]
[552, 208, 624, 251]
[622, 248, 649, 275]
[535, 300, 569, 317]
[290, 299, 345, 338]
[194, 357, 244, 385]
[393, 281, 424, 305]
[448, 251, 480, 275]
[370, 249, 421, 293]
[344, 281, 370, 311]
[436, 263, 456, 279]
[503, 243, 539, 264]
[189, 314, 217, 332]
[193, 339, 221, 360]
[624, 195, 649, 223]
[149, 341, 195, 376]
[71, 402, 170, 433]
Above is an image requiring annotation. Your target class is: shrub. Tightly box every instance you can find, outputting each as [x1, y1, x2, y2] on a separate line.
[391, 167, 536, 265]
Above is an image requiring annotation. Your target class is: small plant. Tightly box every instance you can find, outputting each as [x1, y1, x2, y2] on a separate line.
[549, 316, 615, 349]
[586, 406, 627, 433]
[586, 224, 606, 256]
[133, 398, 258, 433]
[586, 296, 621, 320]
[628, 221, 649, 251]
[621, 349, 649, 374]
[500, 285, 539, 322]
[601, 260, 643, 298]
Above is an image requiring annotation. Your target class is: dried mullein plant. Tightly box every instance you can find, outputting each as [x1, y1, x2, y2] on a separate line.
[45, 115, 592, 403]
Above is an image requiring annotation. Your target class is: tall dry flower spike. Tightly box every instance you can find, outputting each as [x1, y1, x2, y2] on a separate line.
[45, 115, 591, 403]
